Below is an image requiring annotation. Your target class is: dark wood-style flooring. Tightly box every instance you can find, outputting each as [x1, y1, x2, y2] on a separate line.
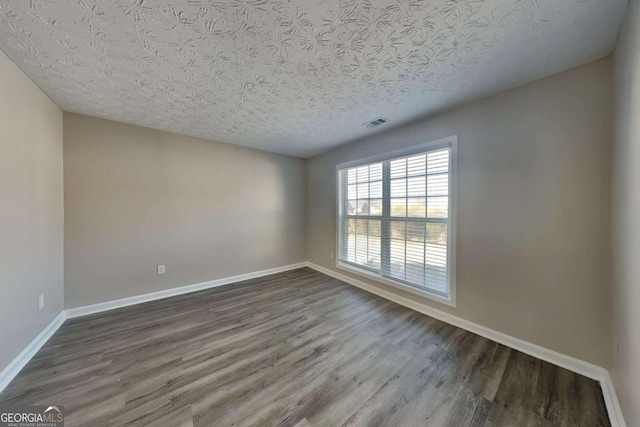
[0, 268, 609, 426]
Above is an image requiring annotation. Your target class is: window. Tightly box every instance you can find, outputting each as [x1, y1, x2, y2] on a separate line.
[337, 136, 456, 305]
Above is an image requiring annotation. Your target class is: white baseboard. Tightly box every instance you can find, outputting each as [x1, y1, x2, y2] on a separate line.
[0, 311, 67, 393]
[304, 262, 627, 427]
[0, 263, 306, 393]
[600, 371, 627, 427]
[304, 262, 604, 379]
[65, 262, 307, 319]
[0, 261, 626, 427]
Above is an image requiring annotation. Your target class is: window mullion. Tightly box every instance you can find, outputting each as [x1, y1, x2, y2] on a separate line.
[381, 161, 391, 276]
[338, 170, 348, 261]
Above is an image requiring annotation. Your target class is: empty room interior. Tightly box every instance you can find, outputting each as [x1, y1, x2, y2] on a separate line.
[1, 0, 639, 426]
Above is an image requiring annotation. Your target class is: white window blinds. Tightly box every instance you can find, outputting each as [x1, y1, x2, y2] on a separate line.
[338, 143, 454, 299]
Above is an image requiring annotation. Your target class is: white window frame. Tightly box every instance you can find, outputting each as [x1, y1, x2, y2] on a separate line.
[335, 135, 457, 307]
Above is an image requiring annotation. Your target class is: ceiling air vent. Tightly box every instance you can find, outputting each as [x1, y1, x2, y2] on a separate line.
[364, 117, 389, 129]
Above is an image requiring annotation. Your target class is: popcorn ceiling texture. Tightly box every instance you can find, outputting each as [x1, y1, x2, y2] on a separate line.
[0, 0, 626, 157]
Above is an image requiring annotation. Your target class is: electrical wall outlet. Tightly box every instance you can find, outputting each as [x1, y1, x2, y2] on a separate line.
[38, 294, 44, 310]
[329, 251, 334, 260]
[157, 265, 166, 275]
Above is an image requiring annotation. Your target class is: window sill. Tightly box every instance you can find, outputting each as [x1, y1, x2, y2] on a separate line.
[336, 261, 456, 308]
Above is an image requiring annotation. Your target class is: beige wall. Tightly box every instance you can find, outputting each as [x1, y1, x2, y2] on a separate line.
[307, 58, 613, 367]
[612, 0, 640, 424]
[63, 113, 306, 308]
[0, 51, 64, 371]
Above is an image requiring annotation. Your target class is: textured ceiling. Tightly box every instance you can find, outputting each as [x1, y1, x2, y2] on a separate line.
[0, 0, 627, 157]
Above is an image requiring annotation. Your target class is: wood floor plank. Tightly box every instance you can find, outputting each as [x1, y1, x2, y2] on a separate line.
[0, 268, 609, 426]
